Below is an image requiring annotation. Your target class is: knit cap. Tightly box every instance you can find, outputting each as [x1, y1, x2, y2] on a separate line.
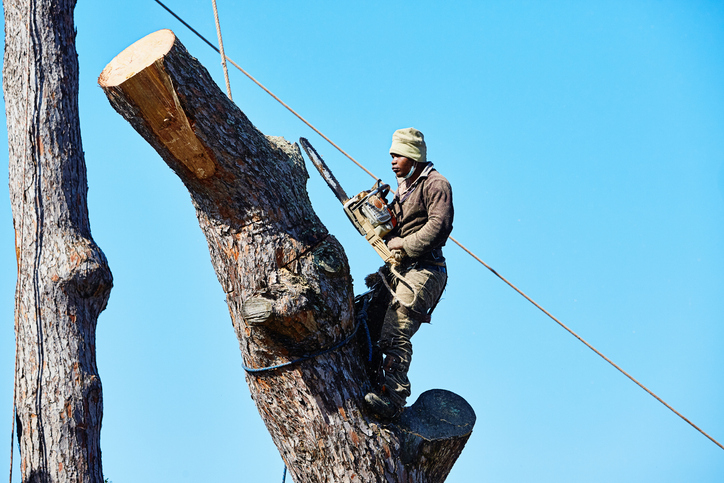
[389, 127, 427, 164]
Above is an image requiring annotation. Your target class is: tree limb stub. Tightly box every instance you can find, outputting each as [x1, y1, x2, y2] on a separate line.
[98, 30, 216, 179]
[99, 29, 474, 482]
[397, 390, 476, 481]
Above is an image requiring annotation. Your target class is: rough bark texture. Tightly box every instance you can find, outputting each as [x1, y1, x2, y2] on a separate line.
[99, 29, 473, 482]
[397, 390, 476, 481]
[4, 0, 113, 481]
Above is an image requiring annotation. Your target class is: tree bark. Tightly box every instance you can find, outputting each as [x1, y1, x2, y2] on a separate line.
[99, 29, 473, 482]
[4, 1, 113, 481]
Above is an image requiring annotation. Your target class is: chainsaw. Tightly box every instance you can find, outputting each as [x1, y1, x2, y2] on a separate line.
[300, 137, 401, 265]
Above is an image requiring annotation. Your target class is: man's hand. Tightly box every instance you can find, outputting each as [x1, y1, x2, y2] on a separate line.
[386, 237, 405, 251]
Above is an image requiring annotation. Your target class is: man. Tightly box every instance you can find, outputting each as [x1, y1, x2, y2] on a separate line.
[364, 127, 454, 419]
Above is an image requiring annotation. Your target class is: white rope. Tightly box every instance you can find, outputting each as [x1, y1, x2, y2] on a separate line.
[211, 0, 232, 100]
[377, 266, 419, 309]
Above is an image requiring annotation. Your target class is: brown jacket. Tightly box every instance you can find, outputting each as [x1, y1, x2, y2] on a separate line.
[387, 163, 454, 260]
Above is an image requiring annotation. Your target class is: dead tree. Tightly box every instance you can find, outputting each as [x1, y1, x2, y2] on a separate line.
[99, 29, 474, 482]
[4, 0, 113, 481]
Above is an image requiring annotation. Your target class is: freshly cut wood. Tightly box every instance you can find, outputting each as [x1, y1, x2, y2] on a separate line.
[99, 29, 215, 179]
[99, 29, 474, 482]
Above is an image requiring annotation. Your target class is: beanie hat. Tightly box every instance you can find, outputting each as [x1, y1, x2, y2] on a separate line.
[389, 127, 427, 164]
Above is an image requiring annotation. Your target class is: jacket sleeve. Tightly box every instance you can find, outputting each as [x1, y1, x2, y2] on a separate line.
[401, 177, 454, 258]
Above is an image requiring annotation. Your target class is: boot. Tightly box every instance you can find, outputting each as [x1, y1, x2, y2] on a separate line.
[364, 391, 403, 421]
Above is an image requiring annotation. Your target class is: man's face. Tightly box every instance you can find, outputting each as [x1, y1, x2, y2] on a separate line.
[390, 153, 415, 178]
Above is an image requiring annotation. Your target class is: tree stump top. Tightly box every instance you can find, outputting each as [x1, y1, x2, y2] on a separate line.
[399, 389, 476, 440]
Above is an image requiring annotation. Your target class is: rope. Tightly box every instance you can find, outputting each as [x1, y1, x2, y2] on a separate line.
[210, 0, 232, 100]
[154, 0, 724, 453]
[242, 321, 361, 374]
[152, 0, 378, 181]
[154, 0, 219, 52]
[378, 266, 418, 310]
[277, 234, 330, 271]
[449, 238, 724, 451]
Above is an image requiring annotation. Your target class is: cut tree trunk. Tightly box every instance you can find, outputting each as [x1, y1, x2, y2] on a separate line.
[4, 0, 113, 481]
[99, 29, 474, 482]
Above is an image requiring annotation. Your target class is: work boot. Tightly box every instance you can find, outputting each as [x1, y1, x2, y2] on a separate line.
[364, 392, 403, 421]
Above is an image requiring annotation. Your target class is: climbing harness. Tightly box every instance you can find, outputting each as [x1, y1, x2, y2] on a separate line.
[151, 0, 724, 455]
[380, 260, 448, 325]
[378, 266, 417, 311]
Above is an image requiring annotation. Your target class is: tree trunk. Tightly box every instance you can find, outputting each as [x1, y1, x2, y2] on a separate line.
[4, 1, 113, 481]
[99, 29, 473, 482]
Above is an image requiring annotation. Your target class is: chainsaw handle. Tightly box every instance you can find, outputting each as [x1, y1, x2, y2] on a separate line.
[391, 249, 406, 264]
[371, 179, 391, 200]
[348, 181, 391, 212]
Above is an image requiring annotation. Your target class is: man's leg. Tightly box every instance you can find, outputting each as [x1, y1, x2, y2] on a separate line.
[378, 307, 420, 408]
[365, 267, 446, 418]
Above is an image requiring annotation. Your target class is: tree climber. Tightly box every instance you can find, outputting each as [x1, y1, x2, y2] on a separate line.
[363, 127, 454, 420]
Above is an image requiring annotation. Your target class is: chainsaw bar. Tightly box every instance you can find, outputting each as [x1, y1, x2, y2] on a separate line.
[299, 137, 399, 266]
[300, 137, 349, 203]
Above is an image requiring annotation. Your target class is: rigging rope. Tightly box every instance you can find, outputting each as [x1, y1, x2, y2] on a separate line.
[450, 238, 724, 451]
[154, 0, 377, 180]
[210, 0, 232, 100]
[154, 0, 723, 452]
[241, 315, 368, 374]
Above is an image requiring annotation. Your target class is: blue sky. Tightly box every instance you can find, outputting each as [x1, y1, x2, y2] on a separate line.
[2, 1, 723, 481]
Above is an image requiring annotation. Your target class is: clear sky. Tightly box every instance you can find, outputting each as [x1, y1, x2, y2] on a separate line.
[2, 1, 723, 482]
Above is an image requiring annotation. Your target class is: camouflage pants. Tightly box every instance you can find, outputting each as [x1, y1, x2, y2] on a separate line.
[379, 265, 447, 407]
